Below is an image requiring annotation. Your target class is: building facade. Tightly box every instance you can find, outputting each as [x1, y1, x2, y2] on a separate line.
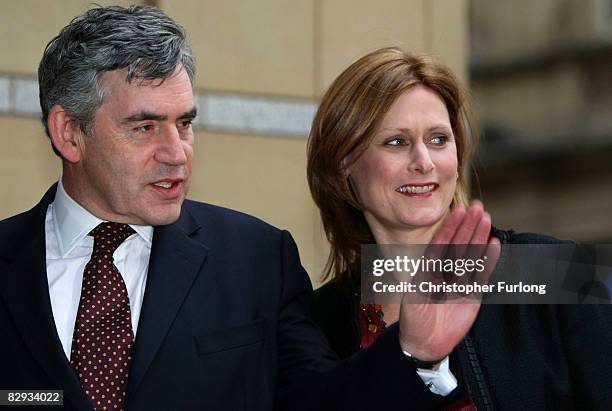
[471, 0, 612, 242]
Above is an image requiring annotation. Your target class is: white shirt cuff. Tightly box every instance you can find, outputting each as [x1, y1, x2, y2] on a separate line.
[402, 353, 458, 396]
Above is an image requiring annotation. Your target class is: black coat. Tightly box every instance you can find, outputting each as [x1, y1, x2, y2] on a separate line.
[313, 229, 612, 410]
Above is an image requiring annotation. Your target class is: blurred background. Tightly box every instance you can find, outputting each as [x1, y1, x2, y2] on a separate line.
[470, 0, 612, 244]
[0, 0, 610, 286]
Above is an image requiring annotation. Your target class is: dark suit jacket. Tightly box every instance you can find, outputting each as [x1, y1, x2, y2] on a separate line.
[0, 185, 451, 411]
[313, 229, 612, 410]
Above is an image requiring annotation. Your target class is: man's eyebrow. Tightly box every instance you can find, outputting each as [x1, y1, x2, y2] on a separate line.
[122, 111, 167, 123]
[121, 107, 198, 123]
[179, 107, 198, 120]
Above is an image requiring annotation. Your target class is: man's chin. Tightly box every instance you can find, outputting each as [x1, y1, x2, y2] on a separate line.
[152, 215, 181, 226]
[141, 203, 183, 226]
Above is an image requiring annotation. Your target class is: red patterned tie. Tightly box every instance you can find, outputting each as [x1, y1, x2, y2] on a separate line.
[70, 222, 136, 411]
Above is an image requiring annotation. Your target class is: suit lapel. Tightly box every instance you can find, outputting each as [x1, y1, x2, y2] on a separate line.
[0, 185, 93, 410]
[126, 206, 208, 398]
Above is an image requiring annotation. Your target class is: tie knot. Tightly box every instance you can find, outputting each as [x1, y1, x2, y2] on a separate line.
[89, 222, 135, 255]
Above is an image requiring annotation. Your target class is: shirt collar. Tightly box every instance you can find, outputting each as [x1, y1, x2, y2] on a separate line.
[52, 179, 153, 257]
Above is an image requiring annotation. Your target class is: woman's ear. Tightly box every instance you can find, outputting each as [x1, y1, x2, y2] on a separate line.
[341, 156, 350, 177]
[346, 174, 364, 209]
[47, 105, 85, 164]
[343, 152, 365, 209]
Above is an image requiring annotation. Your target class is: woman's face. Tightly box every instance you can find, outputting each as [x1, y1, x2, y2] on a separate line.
[348, 85, 458, 238]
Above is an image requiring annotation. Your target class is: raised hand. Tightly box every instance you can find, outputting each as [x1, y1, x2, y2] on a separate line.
[398, 200, 501, 362]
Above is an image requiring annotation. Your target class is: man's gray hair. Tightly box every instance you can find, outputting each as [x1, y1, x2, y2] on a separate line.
[38, 5, 195, 154]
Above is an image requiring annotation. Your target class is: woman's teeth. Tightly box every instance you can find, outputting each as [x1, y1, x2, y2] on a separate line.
[396, 184, 435, 194]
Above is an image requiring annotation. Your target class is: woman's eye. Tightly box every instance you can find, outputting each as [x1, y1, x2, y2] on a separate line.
[430, 135, 448, 145]
[385, 137, 405, 146]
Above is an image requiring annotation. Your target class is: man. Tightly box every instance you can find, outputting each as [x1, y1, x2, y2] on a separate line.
[0, 6, 493, 410]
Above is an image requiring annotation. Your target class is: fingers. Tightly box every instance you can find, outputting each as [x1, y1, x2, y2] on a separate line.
[432, 200, 491, 246]
[427, 207, 465, 276]
[430, 206, 466, 244]
[485, 236, 501, 266]
[471, 211, 492, 245]
[426, 200, 499, 299]
[419, 200, 500, 304]
[468, 211, 492, 260]
[473, 236, 501, 287]
[451, 200, 484, 244]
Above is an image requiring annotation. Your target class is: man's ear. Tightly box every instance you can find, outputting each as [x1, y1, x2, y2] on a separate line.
[47, 105, 85, 163]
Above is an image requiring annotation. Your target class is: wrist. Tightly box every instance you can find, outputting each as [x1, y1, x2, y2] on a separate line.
[403, 350, 446, 370]
[398, 332, 449, 364]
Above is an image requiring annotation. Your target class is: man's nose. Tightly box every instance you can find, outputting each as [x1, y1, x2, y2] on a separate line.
[155, 126, 188, 165]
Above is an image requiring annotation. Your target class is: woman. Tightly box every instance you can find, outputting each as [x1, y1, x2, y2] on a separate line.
[307, 47, 612, 409]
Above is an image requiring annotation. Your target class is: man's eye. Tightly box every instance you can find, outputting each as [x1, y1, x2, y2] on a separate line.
[180, 120, 193, 129]
[135, 124, 153, 133]
[430, 135, 448, 145]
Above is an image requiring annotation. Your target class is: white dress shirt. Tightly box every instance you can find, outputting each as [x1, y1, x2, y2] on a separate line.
[45, 180, 153, 359]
